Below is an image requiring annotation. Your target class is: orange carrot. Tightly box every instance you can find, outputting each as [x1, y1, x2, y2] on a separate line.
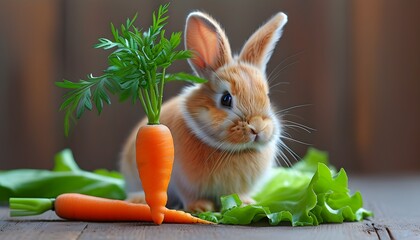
[55, 4, 206, 225]
[135, 124, 174, 224]
[10, 193, 213, 224]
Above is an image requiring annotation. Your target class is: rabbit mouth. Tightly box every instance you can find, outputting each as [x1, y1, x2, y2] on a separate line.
[219, 131, 273, 152]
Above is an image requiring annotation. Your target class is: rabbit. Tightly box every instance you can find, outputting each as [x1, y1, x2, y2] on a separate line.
[119, 11, 288, 212]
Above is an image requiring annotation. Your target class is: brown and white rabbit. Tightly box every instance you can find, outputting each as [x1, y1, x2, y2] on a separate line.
[120, 11, 288, 212]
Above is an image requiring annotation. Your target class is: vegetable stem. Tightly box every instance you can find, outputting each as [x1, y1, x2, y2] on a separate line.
[138, 89, 149, 117]
[10, 198, 54, 217]
[147, 70, 158, 120]
[142, 88, 157, 124]
[157, 68, 166, 117]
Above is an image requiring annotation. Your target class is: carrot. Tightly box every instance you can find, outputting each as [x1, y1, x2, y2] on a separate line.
[55, 4, 206, 224]
[9, 193, 213, 224]
[135, 124, 174, 224]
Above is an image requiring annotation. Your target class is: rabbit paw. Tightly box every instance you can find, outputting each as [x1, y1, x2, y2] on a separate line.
[125, 192, 146, 204]
[239, 195, 256, 205]
[186, 200, 215, 213]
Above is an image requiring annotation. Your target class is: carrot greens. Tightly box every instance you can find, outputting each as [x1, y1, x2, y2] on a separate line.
[56, 3, 206, 135]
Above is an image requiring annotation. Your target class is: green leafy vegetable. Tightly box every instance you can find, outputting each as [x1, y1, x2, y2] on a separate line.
[56, 3, 206, 135]
[198, 148, 372, 225]
[0, 149, 126, 203]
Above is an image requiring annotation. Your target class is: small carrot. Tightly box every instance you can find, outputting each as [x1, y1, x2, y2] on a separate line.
[136, 124, 174, 224]
[9, 193, 213, 224]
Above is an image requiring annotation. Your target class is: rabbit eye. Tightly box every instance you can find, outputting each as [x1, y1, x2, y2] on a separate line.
[221, 92, 232, 108]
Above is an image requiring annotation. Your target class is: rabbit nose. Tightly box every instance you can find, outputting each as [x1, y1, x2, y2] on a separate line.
[250, 126, 257, 135]
[249, 126, 261, 142]
[248, 117, 267, 135]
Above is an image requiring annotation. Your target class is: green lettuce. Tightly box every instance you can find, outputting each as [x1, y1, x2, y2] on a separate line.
[198, 148, 372, 225]
[0, 149, 126, 203]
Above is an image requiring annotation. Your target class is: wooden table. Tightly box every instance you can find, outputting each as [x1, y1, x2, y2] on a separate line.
[1, 175, 419, 240]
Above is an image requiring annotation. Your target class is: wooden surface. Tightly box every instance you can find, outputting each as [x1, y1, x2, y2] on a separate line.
[1, 175, 419, 240]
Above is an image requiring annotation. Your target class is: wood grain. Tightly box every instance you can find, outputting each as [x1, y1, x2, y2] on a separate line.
[0, 211, 87, 240]
[0, 211, 378, 240]
[1, 208, 419, 240]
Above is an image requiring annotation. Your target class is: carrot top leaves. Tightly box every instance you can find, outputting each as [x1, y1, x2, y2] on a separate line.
[56, 3, 206, 135]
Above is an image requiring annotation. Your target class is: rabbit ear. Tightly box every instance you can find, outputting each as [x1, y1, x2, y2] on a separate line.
[185, 12, 232, 77]
[239, 12, 288, 74]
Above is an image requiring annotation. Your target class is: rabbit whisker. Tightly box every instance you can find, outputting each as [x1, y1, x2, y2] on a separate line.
[267, 59, 300, 84]
[281, 136, 312, 146]
[279, 140, 300, 162]
[282, 120, 315, 134]
[267, 50, 305, 83]
[276, 146, 292, 167]
[277, 104, 313, 114]
[269, 82, 289, 93]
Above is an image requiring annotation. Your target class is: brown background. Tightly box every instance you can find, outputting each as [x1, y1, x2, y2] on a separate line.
[0, 0, 419, 174]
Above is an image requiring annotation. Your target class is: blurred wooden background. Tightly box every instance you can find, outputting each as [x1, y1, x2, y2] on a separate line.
[0, 0, 419, 173]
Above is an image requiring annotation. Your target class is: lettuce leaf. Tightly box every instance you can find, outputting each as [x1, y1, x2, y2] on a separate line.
[198, 148, 372, 225]
[0, 149, 126, 203]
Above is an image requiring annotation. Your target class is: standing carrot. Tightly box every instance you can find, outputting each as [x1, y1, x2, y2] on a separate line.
[55, 3, 206, 224]
[136, 125, 174, 224]
[9, 193, 212, 224]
